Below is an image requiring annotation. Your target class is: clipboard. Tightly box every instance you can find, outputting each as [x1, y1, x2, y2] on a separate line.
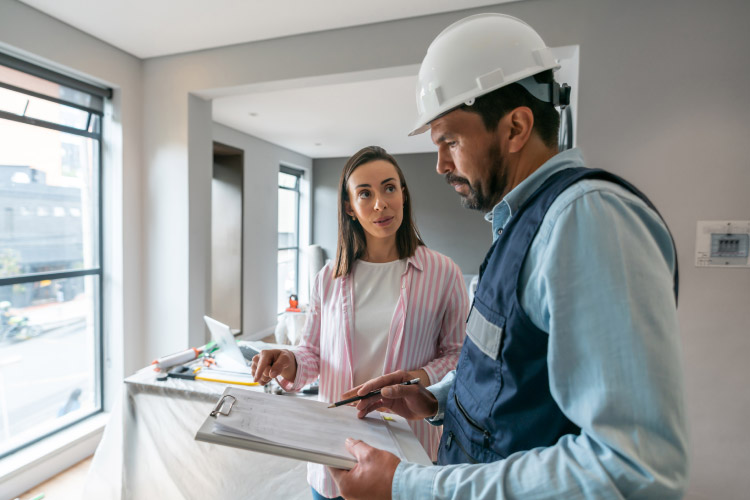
[194, 386, 432, 470]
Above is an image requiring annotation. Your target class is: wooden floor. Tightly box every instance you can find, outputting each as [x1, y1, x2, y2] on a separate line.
[16, 455, 93, 500]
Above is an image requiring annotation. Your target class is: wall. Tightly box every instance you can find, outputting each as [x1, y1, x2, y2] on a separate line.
[313, 153, 490, 273]
[212, 123, 312, 339]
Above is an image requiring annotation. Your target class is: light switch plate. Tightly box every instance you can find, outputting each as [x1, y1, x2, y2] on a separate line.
[695, 220, 750, 267]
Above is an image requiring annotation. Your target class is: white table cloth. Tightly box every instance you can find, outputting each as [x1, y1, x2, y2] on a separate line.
[83, 367, 311, 500]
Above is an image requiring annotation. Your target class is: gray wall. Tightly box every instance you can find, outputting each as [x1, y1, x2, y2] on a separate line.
[313, 153, 490, 274]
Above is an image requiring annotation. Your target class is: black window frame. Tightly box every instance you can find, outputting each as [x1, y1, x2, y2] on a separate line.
[0, 51, 110, 458]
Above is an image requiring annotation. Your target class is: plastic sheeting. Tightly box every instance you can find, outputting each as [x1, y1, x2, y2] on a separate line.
[83, 368, 311, 499]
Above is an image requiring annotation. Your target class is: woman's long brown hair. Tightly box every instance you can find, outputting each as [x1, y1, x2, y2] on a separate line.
[332, 146, 424, 279]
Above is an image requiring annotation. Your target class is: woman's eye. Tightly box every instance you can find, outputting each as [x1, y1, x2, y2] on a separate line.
[358, 190, 370, 199]
[385, 185, 396, 193]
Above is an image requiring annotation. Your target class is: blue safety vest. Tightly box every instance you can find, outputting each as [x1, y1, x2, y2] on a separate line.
[438, 167, 678, 464]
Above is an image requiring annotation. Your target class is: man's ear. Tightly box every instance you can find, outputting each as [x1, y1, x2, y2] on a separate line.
[506, 106, 534, 154]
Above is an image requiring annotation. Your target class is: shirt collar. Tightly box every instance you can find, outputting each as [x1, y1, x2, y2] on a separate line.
[485, 148, 586, 240]
[405, 245, 425, 272]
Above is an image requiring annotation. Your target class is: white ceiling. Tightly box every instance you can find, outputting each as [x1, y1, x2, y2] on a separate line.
[19, 0, 521, 158]
[212, 72, 437, 158]
[19, 0, 513, 59]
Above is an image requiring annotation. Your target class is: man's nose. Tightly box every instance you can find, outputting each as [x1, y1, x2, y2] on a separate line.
[436, 148, 454, 175]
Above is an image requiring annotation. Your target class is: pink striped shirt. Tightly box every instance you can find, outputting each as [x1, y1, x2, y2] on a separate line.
[278, 245, 469, 498]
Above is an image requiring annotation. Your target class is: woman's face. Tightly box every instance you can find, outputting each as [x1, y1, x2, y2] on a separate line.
[345, 160, 405, 243]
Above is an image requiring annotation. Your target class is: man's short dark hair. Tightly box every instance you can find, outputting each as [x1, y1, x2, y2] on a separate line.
[459, 70, 560, 148]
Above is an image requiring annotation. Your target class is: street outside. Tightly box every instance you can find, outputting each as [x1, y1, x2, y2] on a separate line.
[0, 296, 95, 455]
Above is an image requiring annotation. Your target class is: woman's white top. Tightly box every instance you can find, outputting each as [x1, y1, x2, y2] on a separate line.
[351, 258, 407, 386]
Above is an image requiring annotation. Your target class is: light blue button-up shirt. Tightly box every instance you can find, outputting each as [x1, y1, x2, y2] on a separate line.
[392, 148, 689, 499]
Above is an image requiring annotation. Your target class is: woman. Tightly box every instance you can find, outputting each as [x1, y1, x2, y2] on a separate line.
[252, 146, 468, 500]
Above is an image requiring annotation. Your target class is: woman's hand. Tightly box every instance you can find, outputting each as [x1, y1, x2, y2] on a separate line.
[251, 349, 297, 385]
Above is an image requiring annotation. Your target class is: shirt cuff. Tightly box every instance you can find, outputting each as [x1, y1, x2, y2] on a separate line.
[277, 350, 304, 392]
[424, 370, 455, 426]
[392, 461, 438, 500]
[276, 376, 296, 392]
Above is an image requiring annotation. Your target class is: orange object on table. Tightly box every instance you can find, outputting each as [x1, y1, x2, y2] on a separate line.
[286, 294, 300, 312]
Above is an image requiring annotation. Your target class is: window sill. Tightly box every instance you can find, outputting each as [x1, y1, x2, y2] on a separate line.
[0, 412, 109, 499]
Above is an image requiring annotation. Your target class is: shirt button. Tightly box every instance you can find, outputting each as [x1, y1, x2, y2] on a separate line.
[497, 229, 503, 236]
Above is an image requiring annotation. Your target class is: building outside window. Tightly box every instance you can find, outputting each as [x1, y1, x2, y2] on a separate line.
[0, 53, 109, 458]
[277, 166, 303, 314]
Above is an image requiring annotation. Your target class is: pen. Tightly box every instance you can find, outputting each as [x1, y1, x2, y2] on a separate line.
[328, 378, 420, 408]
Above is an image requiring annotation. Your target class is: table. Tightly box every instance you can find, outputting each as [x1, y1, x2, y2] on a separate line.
[83, 367, 312, 499]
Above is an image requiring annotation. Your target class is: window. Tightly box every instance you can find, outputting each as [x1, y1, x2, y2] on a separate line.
[0, 52, 110, 458]
[277, 166, 303, 313]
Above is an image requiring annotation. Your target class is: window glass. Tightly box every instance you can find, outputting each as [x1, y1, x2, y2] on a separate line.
[0, 120, 100, 276]
[278, 171, 298, 189]
[0, 276, 100, 457]
[0, 85, 91, 130]
[278, 188, 298, 248]
[0, 64, 101, 113]
[277, 249, 298, 313]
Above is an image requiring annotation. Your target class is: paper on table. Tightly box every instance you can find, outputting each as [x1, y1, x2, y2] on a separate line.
[212, 389, 404, 461]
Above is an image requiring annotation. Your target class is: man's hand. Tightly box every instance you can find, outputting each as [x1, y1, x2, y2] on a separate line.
[340, 370, 439, 420]
[250, 349, 297, 384]
[329, 438, 399, 500]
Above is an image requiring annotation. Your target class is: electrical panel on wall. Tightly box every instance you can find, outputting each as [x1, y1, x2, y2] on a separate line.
[695, 221, 750, 267]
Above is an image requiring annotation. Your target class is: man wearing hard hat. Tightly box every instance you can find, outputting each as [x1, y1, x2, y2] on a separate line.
[330, 13, 689, 500]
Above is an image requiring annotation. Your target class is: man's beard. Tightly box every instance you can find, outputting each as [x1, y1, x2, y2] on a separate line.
[445, 142, 507, 212]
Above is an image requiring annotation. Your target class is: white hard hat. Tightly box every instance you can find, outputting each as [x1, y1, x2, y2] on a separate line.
[410, 13, 562, 136]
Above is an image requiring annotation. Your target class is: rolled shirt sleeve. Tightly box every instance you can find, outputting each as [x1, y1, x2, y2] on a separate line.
[425, 370, 455, 426]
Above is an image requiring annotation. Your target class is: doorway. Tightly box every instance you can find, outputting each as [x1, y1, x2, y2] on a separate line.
[211, 142, 243, 333]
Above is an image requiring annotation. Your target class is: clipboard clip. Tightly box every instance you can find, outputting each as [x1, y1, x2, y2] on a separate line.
[210, 394, 236, 417]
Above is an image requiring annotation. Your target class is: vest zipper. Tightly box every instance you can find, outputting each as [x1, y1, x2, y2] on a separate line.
[446, 431, 478, 464]
[454, 393, 492, 450]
